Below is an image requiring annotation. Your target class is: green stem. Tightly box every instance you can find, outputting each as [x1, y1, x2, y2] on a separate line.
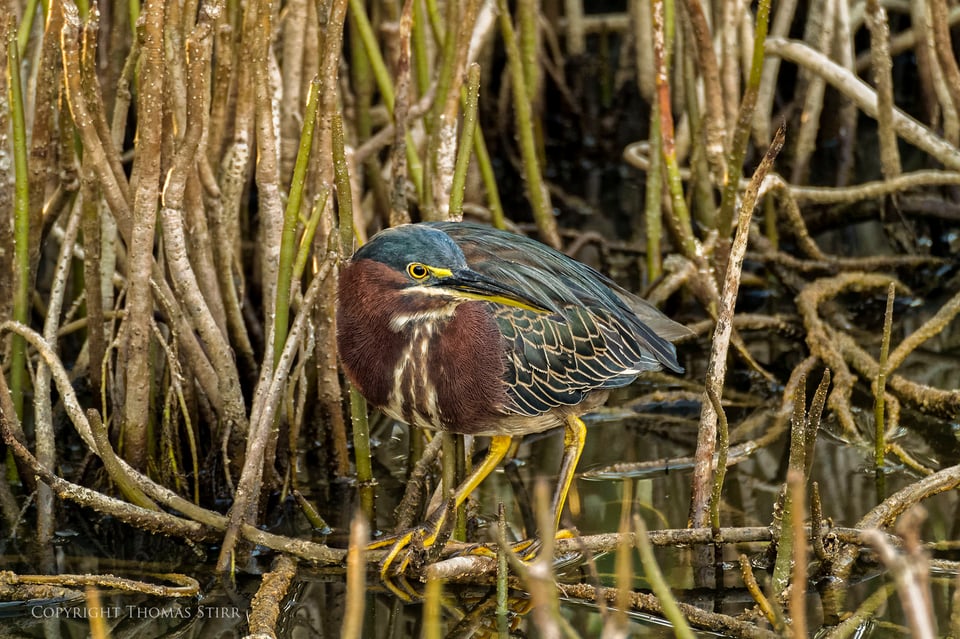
[517, 0, 537, 99]
[497, 0, 559, 248]
[449, 63, 480, 218]
[424, 0, 443, 39]
[333, 114, 354, 255]
[496, 505, 509, 636]
[707, 387, 728, 533]
[349, 7, 389, 219]
[335, 111, 375, 523]
[293, 489, 332, 533]
[517, 0, 545, 168]
[441, 433, 456, 535]
[772, 374, 807, 594]
[293, 188, 330, 284]
[349, 386, 375, 534]
[454, 435, 466, 540]
[635, 515, 696, 639]
[763, 196, 778, 248]
[274, 77, 320, 367]
[128, 0, 139, 39]
[8, 33, 30, 421]
[412, 0, 430, 98]
[474, 129, 505, 229]
[644, 90, 663, 281]
[875, 283, 895, 498]
[716, 0, 771, 238]
[88, 409, 159, 511]
[418, 1, 502, 227]
[681, 41, 715, 228]
[652, 0, 697, 260]
[421, 0, 460, 217]
[349, 12, 373, 143]
[16, 0, 41, 56]
[422, 577, 443, 639]
[344, 1, 392, 104]
[348, 0, 423, 198]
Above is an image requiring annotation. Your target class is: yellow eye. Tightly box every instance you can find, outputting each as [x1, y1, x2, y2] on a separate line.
[407, 263, 429, 280]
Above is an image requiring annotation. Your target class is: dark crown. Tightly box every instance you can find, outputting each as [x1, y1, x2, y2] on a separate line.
[352, 225, 468, 272]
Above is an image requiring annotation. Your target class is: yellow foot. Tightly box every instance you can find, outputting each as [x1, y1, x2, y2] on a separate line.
[381, 573, 422, 602]
[368, 511, 453, 581]
[367, 527, 439, 602]
[459, 528, 579, 564]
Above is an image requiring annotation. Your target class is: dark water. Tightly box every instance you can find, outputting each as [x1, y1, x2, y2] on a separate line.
[5, 382, 958, 638]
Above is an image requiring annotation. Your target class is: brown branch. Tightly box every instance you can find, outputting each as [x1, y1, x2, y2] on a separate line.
[59, 1, 131, 233]
[689, 126, 784, 564]
[0, 572, 199, 598]
[679, 0, 726, 181]
[765, 36, 960, 169]
[559, 582, 778, 639]
[824, 463, 960, 622]
[247, 554, 299, 638]
[796, 272, 903, 435]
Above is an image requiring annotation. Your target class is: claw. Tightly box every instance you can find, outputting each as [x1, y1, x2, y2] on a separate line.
[371, 426, 583, 588]
[376, 506, 453, 578]
[378, 529, 416, 580]
[455, 528, 580, 564]
[372, 436, 514, 580]
[380, 572, 422, 602]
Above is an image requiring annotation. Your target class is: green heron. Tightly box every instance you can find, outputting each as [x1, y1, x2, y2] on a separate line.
[336, 222, 689, 574]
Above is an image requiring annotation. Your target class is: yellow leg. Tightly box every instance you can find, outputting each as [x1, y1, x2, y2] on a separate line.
[378, 529, 415, 581]
[377, 435, 513, 577]
[451, 435, 512, 510]
[551, 415, 586, 532]
[471, 419, 585, 563]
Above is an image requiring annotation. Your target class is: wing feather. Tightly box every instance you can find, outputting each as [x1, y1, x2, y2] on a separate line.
[428, 222, 691, 417]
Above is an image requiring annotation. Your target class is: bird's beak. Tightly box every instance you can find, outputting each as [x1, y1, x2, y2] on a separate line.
[442, 268, 555, 314]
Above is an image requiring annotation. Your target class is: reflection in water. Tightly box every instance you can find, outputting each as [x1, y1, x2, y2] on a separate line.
[3, 389, 956, 637]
